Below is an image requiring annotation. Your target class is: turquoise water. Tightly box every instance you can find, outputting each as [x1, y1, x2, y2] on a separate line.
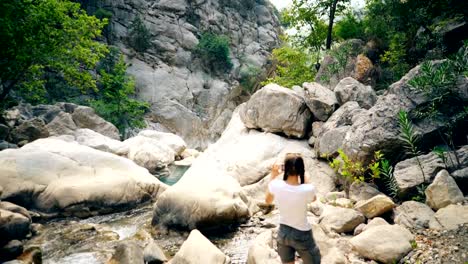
[158, 164, 190, 185]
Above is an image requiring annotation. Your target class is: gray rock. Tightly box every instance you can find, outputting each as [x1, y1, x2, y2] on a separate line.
[247, 230, 281, 264]
[452, 167, 468, 193]
[170, 230, 229, 264]
[311, 121, 324, 137]
[425, 170, 464, 210]
[0, 124, 9, 140]
[316, 125, 350, 156]
[349, 182, 382, 203]
[45, 111, 77, 136]
[108, 241, 144, 264]
[72, 106, 120, 140]
[362, 217, 389, 232]
[355, 194, 395, 218]
[429, 204, 468, 230]
[394, 201, 434, 229]
[350, 225, 414, 263]
[320, 206, 365, 233]
[0, 240, 23, 261]
[334, 77, 377, 109]
[0, 141, 17, 151]
[11, 118, 49, 145]
[239, 83, 312, 138]
[318, 101, 364, 137]
[302, 82, 338, 121]
[0, 209, 31, 244]
[143, 241, 167, 264]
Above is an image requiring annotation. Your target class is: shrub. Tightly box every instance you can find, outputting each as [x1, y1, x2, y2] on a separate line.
[239, 64, 262, 94]
[328, 149, 383, 196]
[398, 110, 426, 182]
[263, 45, 316, 88]
[129, 16, 151, 52]
[380, 33, 410, 81]
[195, 32, 233, 72]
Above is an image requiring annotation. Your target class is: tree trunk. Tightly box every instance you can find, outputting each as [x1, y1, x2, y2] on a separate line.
[326, 0, 339, 50]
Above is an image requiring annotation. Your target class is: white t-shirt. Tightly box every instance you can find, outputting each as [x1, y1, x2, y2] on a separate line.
[268, 179, 316, 231]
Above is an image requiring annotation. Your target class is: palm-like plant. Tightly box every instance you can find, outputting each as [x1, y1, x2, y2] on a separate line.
[398, 110, 426, 182]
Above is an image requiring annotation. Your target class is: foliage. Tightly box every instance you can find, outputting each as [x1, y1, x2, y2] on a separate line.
[319, 41, 360, 84]
[379, 159, 399, 199]
[195, 32, 233, 72]
[398, 110, 426, 182]
[129, 16, 151, 52]
[281, 1, 328, 54]
[89, 48, 149, 135]
[333, 11, 365, 41]
[0, 0, 108, 107]
[239, 64, 262, 94]
[263, 44, 316, 88]
[380, 33, 410, 81]
[411, 183, 428, 202]
[329, 149, 383, 196]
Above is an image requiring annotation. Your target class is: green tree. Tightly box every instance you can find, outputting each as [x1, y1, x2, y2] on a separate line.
[128, 16, 152, 52]
[89, 48, 149, 135]
[0, 0, 108, 105]
[333, 11, 365, 41]
[195, 32, 233, 72]
[263, 44, 317, 88]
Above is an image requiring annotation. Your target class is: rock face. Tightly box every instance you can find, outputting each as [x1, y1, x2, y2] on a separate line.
[1, 103, 120, 146]
[319, 206, 365, 233]
[152, 105, 335, 230]
[394, 201, 435, 229]
[354, 195, 395, 218]
[0, 138, 167, 216]
[333, 77, 377, 109]
[425, 170, 464, 210]
[170, 230, 229, 264]
[81, 0, 281, 149]
[302, 82, 338, 121]
[429, 204, 468, 230]
[350, 225, 414, 263]
[239, 84, 311, 138]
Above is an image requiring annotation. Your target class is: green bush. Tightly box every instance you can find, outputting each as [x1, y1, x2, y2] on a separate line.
[334, 11, 365, 41]
[263, 45, 316, 88]
[195, 32, 233, 72]
[129, 16, 151, 52]
[239, 64, 262, 94]
[89, 47, 149, 135]
[380, 33, 410, 81]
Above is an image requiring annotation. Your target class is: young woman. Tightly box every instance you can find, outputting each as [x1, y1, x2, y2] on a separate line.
[265, 153, 321, 264]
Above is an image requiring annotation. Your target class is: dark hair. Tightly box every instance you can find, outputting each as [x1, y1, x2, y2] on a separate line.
[283, 153, 305, 184]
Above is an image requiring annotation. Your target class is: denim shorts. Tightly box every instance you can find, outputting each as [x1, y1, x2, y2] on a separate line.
[277, 224, 321, 264]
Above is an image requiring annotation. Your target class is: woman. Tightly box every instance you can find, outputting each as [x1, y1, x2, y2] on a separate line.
[265, 153, 321, 264]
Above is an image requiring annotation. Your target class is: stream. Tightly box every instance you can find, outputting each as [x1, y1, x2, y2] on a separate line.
[24, 165, 276, 264]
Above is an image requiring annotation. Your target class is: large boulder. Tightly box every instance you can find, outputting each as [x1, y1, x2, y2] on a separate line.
[169, 230, 230, 264]
[349, 182, 382, 203]
[138, 130, 186, 156]
[0, 208, 31, 245]
[317, 101, 364, 137]
[350, 224, 414, 264]
[71, 129, 126, 155]
[152, 105, 333, 229]
[0, 138, 167, 217]
[394, 201, 434, 230]
[123, 136, 176, 174]
[46, 111, 77, 136]
[429, 204, 468, 230]
[143, 241, 167, 264]
[319, 206, 365, 233]
[11, 118, 49, 145]
[316, 126, 350, 156]
[71, 106, 120, 140]
[239, 83, 312, 138]
[425, 170, 464, 210]
[107, 241, 144, 264]
[247, 230, 281, 264]
[354, 194, 395, 218]
[302, 82, 338, 121]
[334, 77, 377, 109]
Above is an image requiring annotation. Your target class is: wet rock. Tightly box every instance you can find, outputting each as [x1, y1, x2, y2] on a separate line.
[239, 83, 312, 138]
[320, 206, 365, 233]
[247, 229, 281, 264]
[303, 82, 338, 121]
[394, 201, 434, 229]
[0, 240, 23, 262]
[429, 204, 468, 230]
[143, 241, 167, 264]
[350, 225, 414, 263]
[17, 246, 42, 264]
[334, 77, 377, 109]
[355, 194, 395, 218]
[425, 170, 464, 210]
[0, 138, 167, 216]
[349, 182, 382, 203]
[107, 241, 144, 264]
[0, 209, 31, 245]
[170, 230, 229, 264]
